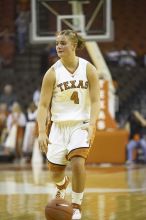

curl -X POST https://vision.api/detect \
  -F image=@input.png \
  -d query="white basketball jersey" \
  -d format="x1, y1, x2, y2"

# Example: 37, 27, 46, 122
51, 57, 90, 122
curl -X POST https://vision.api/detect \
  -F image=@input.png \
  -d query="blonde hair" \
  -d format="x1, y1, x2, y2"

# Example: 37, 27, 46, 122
56, 29, 85, 50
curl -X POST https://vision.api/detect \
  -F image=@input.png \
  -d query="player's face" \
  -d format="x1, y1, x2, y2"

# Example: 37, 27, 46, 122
56, 35, 75, 58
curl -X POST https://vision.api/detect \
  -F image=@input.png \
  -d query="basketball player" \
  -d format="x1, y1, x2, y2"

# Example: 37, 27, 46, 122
37, 29, 100, 220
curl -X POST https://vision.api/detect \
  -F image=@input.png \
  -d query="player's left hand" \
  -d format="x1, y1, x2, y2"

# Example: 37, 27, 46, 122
82, 124, 96, 146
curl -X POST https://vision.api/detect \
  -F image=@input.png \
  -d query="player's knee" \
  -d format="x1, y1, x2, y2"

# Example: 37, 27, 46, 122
48, 161, 66, 172
71, 157, 85, 172
67, 148, 89, 161
48, 162, 66, 182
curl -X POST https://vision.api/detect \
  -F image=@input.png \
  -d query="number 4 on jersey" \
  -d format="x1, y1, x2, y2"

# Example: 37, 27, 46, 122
70, 91, 79, 104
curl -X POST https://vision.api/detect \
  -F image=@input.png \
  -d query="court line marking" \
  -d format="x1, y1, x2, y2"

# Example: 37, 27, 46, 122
0, 182, 146, 195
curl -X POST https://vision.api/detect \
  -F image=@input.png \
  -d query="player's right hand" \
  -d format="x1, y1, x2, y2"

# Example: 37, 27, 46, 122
38, 133, 50, 154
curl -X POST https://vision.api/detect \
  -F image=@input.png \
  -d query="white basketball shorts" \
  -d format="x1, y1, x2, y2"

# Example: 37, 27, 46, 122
46, 121, 90, 165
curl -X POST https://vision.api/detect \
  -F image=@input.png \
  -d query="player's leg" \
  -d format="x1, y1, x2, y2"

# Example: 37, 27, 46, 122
46, 122, 69, 199
70, 154, 86, 220
70, 156, 86, 219
48, 162, 66, 183
48, 162, 69, 199
67, 122, 90, 219
71, 157, 86, 193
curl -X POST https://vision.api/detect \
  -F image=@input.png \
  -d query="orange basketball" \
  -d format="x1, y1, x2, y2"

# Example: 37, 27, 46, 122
45, 198, 73, 220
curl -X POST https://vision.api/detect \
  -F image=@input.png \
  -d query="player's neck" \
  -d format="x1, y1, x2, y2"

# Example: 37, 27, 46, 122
61, 56, 78, 68
61, 56, 79, 74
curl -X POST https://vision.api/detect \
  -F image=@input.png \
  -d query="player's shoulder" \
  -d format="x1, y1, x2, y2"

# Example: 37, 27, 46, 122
86, 61, 98, 74
45, 59, 60, 74
86, 61, 98, 81
43, 65, 56, 82
52, 59, 62, 69
79, 57, 89, 65
79, 57, 96, 70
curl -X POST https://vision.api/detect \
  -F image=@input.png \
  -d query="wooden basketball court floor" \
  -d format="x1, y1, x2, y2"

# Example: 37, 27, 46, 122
0, 163, 146, 220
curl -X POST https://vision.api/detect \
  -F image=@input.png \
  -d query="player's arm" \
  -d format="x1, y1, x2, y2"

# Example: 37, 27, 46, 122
37, 68, 55, 152
87, 63, 100, 145
87, 63, 100, 126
